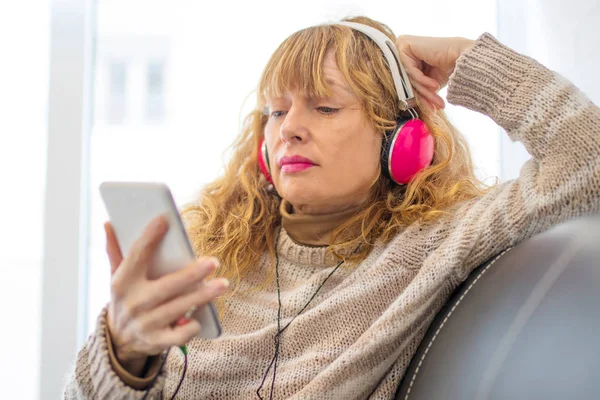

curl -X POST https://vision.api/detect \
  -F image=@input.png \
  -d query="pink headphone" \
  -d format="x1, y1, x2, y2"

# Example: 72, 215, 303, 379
258, 21, 434, 186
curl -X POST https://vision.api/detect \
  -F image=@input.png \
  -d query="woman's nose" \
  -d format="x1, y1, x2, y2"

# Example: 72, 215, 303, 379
280, 106, 309, 144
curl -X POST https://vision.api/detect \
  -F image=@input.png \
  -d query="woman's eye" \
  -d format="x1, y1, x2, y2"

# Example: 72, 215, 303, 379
317, 107, 339, 115
270, 110, 286, 118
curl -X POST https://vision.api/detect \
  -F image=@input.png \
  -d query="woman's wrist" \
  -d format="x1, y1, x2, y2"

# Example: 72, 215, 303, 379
115, 350, 149, 377
105, 317, 150, 377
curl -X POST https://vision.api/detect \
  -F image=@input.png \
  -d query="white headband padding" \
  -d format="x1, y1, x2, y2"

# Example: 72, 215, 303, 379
333, 21, 415, 110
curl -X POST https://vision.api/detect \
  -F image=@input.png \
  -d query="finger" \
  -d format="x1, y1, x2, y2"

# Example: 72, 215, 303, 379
156, 319, 202, 349
105, 222, 123, 275
396, 37, 443, 96
142, 257, 219, 311
140, 278, 229, 330
412, 80, 446, 110
405, 66, 440, 91
120, 215, 169, 281
396, 36, 427, 71
397, 35, 449, 68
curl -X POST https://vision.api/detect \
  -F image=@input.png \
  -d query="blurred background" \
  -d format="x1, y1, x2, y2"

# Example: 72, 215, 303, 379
0, 0, 598, 398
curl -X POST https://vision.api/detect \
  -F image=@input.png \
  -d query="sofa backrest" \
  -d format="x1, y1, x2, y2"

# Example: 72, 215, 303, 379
396, 215, 600, 400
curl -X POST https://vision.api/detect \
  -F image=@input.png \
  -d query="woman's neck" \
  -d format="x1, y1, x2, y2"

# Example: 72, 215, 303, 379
291, 202, 362, 215
280, 199, 362, 246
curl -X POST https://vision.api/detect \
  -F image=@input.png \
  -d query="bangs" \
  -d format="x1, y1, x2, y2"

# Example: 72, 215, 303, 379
256, 18, 402, 133
259, 26, 338, 102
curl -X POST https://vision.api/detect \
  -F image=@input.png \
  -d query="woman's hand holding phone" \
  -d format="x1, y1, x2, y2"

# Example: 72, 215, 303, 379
104, 215, 229, 377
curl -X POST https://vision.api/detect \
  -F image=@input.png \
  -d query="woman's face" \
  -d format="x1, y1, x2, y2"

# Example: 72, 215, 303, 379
264, 50, 382, 215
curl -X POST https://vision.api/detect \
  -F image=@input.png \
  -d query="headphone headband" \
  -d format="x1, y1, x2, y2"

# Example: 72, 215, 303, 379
332, 21, 416, 111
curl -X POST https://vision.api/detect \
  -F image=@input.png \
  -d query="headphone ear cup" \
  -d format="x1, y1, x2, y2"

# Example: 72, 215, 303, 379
258, 138, 274, 184
380, 127, 395, 183
381, 118, 434, 185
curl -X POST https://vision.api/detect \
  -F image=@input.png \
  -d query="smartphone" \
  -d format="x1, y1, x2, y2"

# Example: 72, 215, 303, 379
99, 181, 222, 339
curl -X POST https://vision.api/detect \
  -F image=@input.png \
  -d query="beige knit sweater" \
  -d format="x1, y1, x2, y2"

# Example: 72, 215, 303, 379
63, 33, 600, 399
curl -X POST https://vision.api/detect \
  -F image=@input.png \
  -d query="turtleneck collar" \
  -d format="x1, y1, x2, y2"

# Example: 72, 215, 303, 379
279, 199, 361, 246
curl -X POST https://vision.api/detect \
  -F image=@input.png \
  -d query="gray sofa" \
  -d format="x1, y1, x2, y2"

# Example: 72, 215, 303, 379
396, 215, 600, 400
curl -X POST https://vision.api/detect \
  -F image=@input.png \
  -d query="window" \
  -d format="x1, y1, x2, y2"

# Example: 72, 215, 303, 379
145, 61, 166, 122
108, 61, 127, 124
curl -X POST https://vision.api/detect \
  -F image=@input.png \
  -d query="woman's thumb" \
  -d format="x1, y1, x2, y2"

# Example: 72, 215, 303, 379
104, 222, 123, 275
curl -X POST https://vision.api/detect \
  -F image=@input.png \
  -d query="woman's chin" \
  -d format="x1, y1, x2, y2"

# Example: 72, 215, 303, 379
280, 192, 320, 206
276, 185, 321, 205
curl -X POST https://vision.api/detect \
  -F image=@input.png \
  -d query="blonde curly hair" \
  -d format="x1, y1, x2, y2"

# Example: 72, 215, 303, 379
181, 16, 495, 314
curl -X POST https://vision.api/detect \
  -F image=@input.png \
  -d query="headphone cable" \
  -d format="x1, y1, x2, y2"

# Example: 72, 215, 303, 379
141, 345, 188, 400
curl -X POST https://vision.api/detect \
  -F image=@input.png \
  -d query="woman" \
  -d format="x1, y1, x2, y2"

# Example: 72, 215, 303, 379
64, 16, 600, 399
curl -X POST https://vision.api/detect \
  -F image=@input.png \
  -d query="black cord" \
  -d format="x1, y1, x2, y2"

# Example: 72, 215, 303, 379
256, 226, 345, 399
256, 227, 283, 400
171, 351, 188, 399
141, 348, 170, 400
141, 346, 188, 400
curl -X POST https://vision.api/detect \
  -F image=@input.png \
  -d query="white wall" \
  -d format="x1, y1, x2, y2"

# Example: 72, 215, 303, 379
497, 0, 600, 180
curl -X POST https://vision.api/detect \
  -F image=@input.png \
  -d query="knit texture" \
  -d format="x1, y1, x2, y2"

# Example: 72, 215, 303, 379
62, 33, 600, 399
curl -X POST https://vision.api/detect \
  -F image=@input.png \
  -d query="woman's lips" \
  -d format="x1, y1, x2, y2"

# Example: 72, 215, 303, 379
280, 163, 315, 173
279, 155, 316, 173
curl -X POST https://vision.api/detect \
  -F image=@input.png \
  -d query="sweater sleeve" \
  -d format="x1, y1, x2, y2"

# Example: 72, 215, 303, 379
445, 33, 600, 280
62, 305, 167, 400
105, 324, 163, 390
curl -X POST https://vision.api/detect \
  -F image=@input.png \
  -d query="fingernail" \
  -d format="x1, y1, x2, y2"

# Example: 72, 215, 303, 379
208, 257, 220, 269
199, 257, 219, 271
184, 305, 198, 319
209, 278, 230, 290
